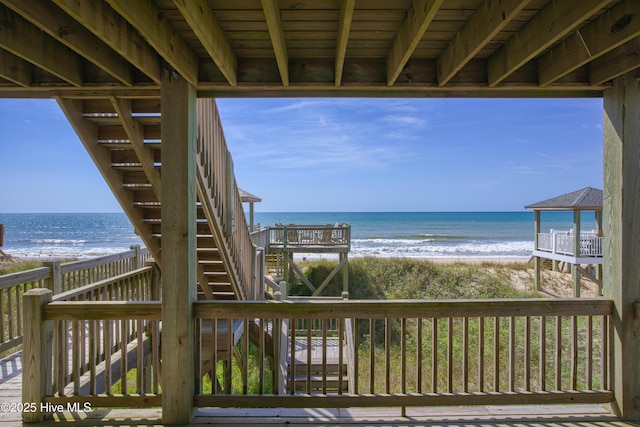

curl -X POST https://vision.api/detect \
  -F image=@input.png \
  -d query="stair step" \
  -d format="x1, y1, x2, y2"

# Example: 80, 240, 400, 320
288, 375, 348, 392
291, 363, 347, 375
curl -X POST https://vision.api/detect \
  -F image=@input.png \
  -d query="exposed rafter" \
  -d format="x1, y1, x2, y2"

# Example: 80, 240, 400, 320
53, 0, 161, 84
0, 48, 31, 86
261, 0, 289, 86
590, 37, 640, 86
487, 0, 610, 87
173, 0, 237, 86
0, 5, 82, 86
110, 96, 162, 200
56, 97, 161, 263
335, 0, 356, 86
105, 0, 198, 86
1, 0, 134, 86
437, 0, 528, 86
539, 0, 640, 86
386, 0, 444, 86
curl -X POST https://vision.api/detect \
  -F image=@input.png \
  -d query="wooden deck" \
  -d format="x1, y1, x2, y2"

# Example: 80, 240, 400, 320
0, 352, 636, 427
2, 352, 638, 426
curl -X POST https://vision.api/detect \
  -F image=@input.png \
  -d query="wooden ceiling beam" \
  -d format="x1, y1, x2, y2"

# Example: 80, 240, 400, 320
0, 6, 83, 86
590, 37, 640, 86
539, 0, 640, 86
335, 0, 356, 86
487, 0, 610, 87
1, 0, 134, 86
105, 0, 198, 87
173, 0, 237, 86
437, 0, 528, 86
261, 0, 289, 86
0, 48, 31, 86
386, 0, 444, 86
53, 0, 161, 85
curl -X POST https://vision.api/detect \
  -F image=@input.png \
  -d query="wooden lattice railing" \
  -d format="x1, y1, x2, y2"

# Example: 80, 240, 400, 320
195, 99, 256, 300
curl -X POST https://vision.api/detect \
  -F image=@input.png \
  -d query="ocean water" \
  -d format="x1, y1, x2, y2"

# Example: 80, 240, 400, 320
0, 212, 597, 260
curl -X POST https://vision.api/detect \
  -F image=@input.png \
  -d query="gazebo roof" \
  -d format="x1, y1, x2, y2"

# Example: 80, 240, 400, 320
525, 187, 603, 211
239, 188, 262, 203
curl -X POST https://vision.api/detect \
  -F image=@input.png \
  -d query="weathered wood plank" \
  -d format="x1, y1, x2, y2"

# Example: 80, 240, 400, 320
160, 67, 197, 424
487, 0, 610, 87
603, 71, 640, 420
0, 5, 82, 86
386, 0, 444, 86
196, 390, 614, 408
335, 0, 355, 86
0, 48, 31, 86
52, 0, 161, 84
22, 289, 53, 422
260, 0, 289, 86
194, 299, 613, 320
1, 0, 134, 86
590, 37, 640, 86
174, 0, 237, 86
43, 301, 161, 320
437, 0, 527, 86
538, 0, 640, 86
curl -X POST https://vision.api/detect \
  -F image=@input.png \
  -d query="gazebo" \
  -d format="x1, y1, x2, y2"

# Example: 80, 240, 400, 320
525, 187, 603, 297
238, 188, 261, 231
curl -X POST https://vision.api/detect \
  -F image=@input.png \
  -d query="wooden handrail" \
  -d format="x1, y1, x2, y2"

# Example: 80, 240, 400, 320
194, 298, 612, 319
195, 99, 256, 300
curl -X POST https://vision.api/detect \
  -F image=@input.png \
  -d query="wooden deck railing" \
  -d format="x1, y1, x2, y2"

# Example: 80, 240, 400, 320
22, 266, 161, 421
0, 246, 149, 355
267, 225, 351, 250
193, 298, 612, 408
537, 232, 603, 257
196, 99, 256, 300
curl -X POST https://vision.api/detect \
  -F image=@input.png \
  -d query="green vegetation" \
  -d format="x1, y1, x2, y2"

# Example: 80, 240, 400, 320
291, 257, 538, 299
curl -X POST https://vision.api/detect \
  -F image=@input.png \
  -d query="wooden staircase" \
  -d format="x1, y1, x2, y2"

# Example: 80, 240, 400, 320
56, 96, 253, 301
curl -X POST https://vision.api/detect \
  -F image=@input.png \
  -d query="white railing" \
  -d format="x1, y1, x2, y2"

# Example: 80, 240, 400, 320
536, 231, 603, 257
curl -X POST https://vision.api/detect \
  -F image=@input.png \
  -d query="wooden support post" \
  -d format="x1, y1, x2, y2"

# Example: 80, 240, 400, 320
22, 288, 53, 423
43, 260, 61, 295
572, 209, 581, 297
533, 210, 541, 291
160, 66, 197, 424
342, 252, 349, 299
603, 71, 640, 420
130, 244, 141, 269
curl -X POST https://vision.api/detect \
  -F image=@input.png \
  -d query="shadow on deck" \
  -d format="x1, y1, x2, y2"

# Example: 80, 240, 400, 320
2, 352, 638, 427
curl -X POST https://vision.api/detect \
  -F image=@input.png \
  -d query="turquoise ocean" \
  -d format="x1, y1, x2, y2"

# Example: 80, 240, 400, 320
0, 212, 598, 260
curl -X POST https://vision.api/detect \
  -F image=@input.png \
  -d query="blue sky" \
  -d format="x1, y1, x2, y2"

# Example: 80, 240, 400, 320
0, 97, 603, 213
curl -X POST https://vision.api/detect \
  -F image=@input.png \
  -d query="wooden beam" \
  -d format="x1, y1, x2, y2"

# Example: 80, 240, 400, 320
53, 0, 161, 84
55, 97, 161, 263
603, 71, 640, 420
437, 0, 528, 86
173, 0, 237, 86
386, 0, 444, 86
160, 66, 197, 424
106, 0, 198, 87
335, 0, 356, 86
1, 0, 134, 86
590, 37, 640, 86
487, 0, 610, 87
0, 48, 31, 86
539, 0, 640, 86
110, 97, 162, 199
261, 0, 289, 86
0, 6, 82, 86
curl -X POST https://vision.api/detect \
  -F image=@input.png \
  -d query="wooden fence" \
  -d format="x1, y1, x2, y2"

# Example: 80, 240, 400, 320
22, 265, 161, 421
193, 298, 612, 408
0, 246, 150, 355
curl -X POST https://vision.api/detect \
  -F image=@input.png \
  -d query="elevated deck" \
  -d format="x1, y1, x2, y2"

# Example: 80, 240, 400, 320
535, 230, 603, 264
265, 225, 351, 254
